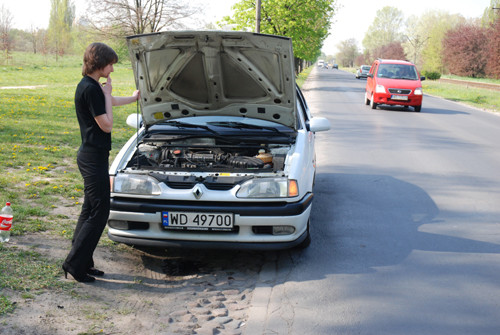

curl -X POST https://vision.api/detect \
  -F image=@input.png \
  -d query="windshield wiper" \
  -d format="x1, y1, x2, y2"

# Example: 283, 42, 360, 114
164, 120, 220, 136
208, 121, 285, 134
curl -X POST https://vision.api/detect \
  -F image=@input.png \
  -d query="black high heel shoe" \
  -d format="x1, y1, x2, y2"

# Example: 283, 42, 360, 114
62, 264, 96, 283
87, 267, 104, 276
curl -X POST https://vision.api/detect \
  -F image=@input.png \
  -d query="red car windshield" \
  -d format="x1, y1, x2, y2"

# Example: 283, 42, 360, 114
377, 64, 418, 80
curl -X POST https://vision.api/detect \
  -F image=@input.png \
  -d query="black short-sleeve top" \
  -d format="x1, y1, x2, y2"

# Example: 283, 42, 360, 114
74, 76, 111, 152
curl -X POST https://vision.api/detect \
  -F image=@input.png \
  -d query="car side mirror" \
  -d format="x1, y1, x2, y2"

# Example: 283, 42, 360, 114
309, 117, 331, 132
367, 73, 373, 78
420, 76, 426, 81
126, 113, 143, 129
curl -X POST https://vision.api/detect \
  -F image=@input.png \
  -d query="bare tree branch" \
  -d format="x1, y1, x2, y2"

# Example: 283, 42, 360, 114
84, 0, 197, 39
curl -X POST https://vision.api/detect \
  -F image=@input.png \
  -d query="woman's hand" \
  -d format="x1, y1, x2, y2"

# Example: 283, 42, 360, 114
133, 90, 140, 101
101, 76, 113, 96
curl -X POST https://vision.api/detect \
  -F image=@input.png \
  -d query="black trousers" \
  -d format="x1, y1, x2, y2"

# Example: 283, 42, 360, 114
63, 149, 110, 278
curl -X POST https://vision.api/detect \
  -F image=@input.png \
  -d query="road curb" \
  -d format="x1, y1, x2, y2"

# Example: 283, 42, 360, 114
245, 259, 278, 334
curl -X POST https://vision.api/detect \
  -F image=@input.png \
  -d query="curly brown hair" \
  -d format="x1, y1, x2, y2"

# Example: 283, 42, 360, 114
81, 43, 118, 76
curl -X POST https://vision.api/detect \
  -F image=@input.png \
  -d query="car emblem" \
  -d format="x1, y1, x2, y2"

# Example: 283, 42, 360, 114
193, 186, 203, 199
398, 90, 402, 94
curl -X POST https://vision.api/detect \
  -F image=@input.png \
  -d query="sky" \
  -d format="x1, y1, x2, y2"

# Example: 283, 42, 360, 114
0, 0, 493, 55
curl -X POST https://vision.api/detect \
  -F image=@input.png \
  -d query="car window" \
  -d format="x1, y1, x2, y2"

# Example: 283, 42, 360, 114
362, 66, 371, 71
377, 64, 418, 79
296, 87, 311, 120
296, 87, 310, 130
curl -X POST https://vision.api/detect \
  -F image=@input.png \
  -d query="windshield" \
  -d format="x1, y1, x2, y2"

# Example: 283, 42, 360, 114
377, 64, 418, 80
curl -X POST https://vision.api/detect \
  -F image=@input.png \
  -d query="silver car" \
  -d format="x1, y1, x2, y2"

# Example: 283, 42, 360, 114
356, 65, 371, 79
107, 31, 330, 250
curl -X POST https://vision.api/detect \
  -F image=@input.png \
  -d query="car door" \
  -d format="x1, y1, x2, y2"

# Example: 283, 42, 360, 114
296, 87, 316, 192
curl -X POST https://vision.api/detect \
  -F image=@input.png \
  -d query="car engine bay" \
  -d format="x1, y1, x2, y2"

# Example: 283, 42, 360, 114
125, 135, 291, 173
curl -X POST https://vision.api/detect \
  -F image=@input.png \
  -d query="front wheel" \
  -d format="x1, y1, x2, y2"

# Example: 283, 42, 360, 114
364, 92, 370, 105
414, 105, 421, 112
370, 95, 377, 109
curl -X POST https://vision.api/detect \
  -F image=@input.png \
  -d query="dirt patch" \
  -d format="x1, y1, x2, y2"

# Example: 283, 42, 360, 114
438, 78, 500, 91
0, 233, 270, 334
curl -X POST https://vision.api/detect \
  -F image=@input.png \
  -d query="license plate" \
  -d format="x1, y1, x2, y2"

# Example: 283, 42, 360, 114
391, 95, 408, 101
162, 211, 234, 231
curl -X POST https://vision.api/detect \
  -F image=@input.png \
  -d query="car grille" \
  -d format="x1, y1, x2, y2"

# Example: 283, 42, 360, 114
165, 181, 235, 191
388, 88, 411, 94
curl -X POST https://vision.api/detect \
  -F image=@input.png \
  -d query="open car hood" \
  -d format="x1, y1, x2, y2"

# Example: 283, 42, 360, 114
126, 31, 297, 129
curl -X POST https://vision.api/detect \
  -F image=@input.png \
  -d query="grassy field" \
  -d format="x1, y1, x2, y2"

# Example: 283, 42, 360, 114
422, 79, 500, 112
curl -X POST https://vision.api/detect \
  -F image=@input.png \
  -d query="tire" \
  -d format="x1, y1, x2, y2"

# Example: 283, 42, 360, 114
364, 92, 370, 105
414, 105, 421, 112
370, 95, 377, 109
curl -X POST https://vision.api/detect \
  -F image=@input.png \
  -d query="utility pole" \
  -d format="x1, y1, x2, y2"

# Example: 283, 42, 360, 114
255, 0, 261, 33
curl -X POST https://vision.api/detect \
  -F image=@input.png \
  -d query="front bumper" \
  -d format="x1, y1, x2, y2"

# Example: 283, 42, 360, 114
373, 93, 422, 106
107, 229, 309, 250
107, 193, 313, 250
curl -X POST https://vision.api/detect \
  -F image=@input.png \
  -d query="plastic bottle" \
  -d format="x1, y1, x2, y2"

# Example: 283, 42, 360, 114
0, 202, 13, 243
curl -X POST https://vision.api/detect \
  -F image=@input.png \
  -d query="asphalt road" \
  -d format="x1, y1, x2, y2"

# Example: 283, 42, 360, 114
246, 67, 500, 335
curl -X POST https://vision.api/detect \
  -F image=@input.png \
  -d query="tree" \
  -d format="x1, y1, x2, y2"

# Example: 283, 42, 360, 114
481, 0, 500, 27
355, 52, 371, 67
29, 25, 41, 54
0, 4, 13, 57
362, 6, 404, 54
418, 10, 464, 73
335, 38, 358, 67
85, 0, 197, 38
402, 15, 430, 66
48, 0, 75, 60
442, 23, 488, 77
220, 0, 337, 72
486, 18, 500, 78
371, 41, 405, 60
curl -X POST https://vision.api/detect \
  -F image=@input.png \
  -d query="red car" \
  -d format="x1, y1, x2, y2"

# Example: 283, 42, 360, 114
365, 59, 425, 112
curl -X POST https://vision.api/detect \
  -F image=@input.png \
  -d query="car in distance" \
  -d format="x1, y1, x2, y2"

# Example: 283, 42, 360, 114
356, 65, 371, 79
107, 31, 331, 250
365, 59, 425, 112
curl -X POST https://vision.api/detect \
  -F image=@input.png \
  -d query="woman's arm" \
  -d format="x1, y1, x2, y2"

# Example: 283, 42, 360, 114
112, 90, 140, 106
94, 76, 114, 133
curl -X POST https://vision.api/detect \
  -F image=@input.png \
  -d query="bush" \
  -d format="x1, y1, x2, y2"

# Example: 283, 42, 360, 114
423, 71, 441, 80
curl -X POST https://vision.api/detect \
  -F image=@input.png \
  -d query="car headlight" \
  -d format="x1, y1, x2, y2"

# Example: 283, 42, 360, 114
112, 174, 161, 195
236, 178, 298, 198
414, 87, 423, 95
375, 84, 386, 93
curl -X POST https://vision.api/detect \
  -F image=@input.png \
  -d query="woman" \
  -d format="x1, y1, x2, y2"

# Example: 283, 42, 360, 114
63, 43, 139, 282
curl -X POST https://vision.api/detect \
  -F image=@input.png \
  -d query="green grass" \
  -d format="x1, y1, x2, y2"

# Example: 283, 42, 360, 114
296, 66, 314, 87
0, 244, 73, 314
423, 80, 500, 112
